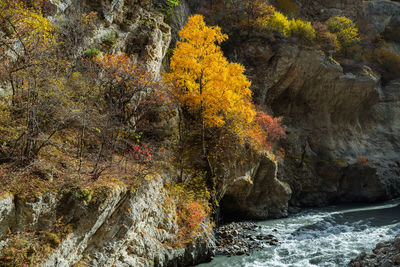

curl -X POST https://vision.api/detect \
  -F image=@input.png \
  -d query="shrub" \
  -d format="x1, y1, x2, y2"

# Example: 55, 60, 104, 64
326, 15, 361, 56
166, 173, 211, 244
250, 111, 286, 151
259, 11, 290, 36
258, 11, 316, 44
153, 0, 180, 17
102, 31, 118, 48
289, 19, 316, 44
83, 48, 101, 58
313, 22, 339, 53
356, 156, 368, 165
368, 48, 400, 81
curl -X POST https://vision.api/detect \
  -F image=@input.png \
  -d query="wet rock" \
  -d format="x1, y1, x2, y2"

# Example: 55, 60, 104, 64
215, 222, 279, 256
350, 235, 400, 267
395, 253, 400, 264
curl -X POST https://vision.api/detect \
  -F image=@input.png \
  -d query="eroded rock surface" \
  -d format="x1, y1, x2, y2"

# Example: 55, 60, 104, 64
222, 32, 400, 208
0, 179, 214, 267
221, 157, 292, 220
261, 44, 400, 207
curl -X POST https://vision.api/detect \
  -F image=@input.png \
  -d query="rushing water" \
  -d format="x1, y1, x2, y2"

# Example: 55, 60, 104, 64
199, 199, 400, 267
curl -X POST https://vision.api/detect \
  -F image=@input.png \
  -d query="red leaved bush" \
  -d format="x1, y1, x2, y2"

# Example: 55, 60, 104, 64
249, 111, 286, 152
126, 144, 152, 162
184, 201, 207, 230
255, 111, 286, 141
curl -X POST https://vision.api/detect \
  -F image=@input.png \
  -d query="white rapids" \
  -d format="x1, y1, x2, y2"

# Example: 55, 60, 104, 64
199, 199, 400, 267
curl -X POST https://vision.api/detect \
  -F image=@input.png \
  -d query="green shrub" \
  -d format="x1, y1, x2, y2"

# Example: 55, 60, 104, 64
83, 48, 100, 58
260, 11, 290, 36
102, 31, 118, 48
289, 19, 316, 44
326, 15, 361, 56
153, 0, 180, 17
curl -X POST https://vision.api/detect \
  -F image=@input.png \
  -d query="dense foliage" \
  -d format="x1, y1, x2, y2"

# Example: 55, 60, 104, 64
326, 15, 361, 56
164, 15, 285, 192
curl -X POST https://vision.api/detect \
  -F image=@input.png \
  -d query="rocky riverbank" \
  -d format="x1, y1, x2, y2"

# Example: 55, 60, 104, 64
215, 222, 279, 256
350, 235, 400, 267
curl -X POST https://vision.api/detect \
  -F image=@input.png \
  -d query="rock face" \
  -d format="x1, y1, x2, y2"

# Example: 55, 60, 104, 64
0, 2, 213, 265
350, 234, 400, 266
51, 0, 171, 75
358, 0, 400, 39
204, 0, 400, 218
220, 156, 292, 220
297, 0, 364, 19
221, 29, 400, 208
0, 179, 215, 267
259, 44, 400, 207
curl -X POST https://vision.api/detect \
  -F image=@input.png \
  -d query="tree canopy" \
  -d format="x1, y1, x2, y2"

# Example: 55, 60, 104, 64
164, 14, 256, 142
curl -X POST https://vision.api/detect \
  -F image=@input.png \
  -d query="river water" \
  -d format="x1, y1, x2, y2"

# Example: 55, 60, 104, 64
199, 199, 400, 267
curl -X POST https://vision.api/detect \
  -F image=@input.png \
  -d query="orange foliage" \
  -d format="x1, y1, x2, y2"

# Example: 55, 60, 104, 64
92, 53, 155, 112
256, 111, 286, 141
356, 157, 368, 165
164, 14, 255, 143
249, 111, 286, 151
182, 201, 208, 231
165, 15, 286, 156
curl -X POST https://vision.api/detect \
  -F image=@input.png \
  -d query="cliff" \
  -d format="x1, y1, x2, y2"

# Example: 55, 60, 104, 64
1, 0, 400, 265
0, 178, 214, 266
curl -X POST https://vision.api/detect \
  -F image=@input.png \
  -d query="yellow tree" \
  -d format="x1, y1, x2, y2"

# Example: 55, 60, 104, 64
0, 0, 67, 162
164, 14, 257, 178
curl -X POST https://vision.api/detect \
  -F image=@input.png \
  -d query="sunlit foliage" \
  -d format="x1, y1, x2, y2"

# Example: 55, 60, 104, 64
164, 14, 256, 142
289, 19, 316, 44
326, 15, 361, 56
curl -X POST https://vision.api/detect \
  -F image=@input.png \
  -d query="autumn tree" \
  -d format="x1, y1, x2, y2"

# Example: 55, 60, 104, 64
165, 15, 260, 183
81, 53, 161, 179
0, 0, 70, 163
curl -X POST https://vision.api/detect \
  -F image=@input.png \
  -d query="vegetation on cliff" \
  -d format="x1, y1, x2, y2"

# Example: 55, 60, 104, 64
0, 0, 399, 265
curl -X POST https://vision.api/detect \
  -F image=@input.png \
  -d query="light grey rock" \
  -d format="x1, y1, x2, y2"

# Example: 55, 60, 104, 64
0, 194, 14, 236
0, 178, 215, 267
359, 0, 400, 37
221, 156, 292, 220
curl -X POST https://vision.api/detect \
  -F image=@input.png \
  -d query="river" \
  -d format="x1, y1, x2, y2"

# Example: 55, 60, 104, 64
199, 199, 400, 267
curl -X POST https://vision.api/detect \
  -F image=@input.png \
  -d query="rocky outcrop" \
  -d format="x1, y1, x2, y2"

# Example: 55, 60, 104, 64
261, 44, 400, 207
50, 0, 171, 75
220, 156, 292, 220
350, 234, 400, 266
223, 30, 400, 208
297, 0, 364, 20
351, 0, 400, 44
0, 194, 14, 236
0, 179, 215, 267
